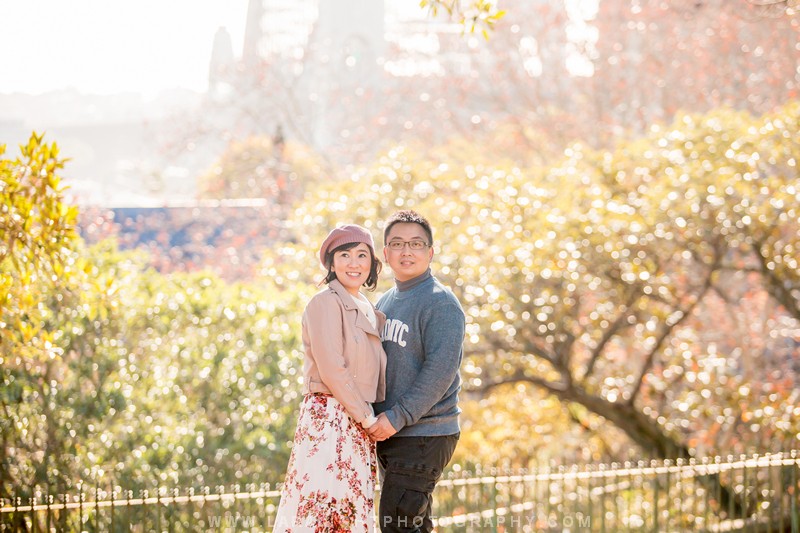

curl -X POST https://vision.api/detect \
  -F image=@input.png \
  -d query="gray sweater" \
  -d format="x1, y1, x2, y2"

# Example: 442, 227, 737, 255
374, 269, 465, 437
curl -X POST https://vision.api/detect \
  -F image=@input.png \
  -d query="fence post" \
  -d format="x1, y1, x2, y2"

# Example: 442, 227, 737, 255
125, 489, 133, 531
171, 486, 179, 533
612, 462, 621, 532
156, 484, 162, 532
701, 457, 710, 531
29, 488, 36, 533
714, 456, 724, 529
142, 488, 150, 532
190, 487, 198, 529
201, 486, 209, 529
233, 483, 239, 530
635, 460, 646, 532
217, 485, 225, 531
744, 454, 753, 531
688, 457, 698, 531
651, 459, 659, 533
46, 487, 52, 532
666, 459, 674, 531
598, 464, 606, 533
624, 461, 632, 533
78, 481, 84, 532
13, 494, 20, 533
245, 483, 254, 530
791, 451, 798, 533
772, 453, 783, 533
532, 463, 540, 530
259, 483, 269, 526
558, 463, 565, 527
726, 455, 735, 521
545, 463, 554, 528
109, 486, 115, 532
95, 479, 100, 532
677, 458, 686, 530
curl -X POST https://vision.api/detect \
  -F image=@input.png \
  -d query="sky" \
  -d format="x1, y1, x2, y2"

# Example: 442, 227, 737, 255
1, 1, 429, 97
1, 0, 250, 96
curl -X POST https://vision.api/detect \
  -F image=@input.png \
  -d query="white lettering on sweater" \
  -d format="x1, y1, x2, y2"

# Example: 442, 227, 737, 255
382, 319, 408, 347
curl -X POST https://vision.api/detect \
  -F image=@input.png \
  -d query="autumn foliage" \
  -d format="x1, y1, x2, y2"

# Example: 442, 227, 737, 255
2, 106, 798, 496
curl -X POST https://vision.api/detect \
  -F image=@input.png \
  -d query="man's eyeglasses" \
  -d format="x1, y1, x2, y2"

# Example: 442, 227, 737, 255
387, 240, 431, 251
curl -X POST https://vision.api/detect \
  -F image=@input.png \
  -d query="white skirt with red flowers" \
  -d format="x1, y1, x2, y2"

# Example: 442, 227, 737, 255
273, 394, 376, 532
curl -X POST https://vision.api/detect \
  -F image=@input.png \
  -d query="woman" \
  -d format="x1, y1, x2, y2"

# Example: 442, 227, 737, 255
273, 224, 386, 532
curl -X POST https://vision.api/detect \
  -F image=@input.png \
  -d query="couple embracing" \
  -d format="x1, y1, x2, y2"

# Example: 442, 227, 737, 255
273, 210, 465, 532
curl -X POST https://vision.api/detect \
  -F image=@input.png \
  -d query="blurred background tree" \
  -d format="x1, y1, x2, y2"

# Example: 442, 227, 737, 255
3, 99, 798, 496
1, 135, 312, 494
2, 0, 799, 496
167, 0, 797, 169
283, 100, 800, 465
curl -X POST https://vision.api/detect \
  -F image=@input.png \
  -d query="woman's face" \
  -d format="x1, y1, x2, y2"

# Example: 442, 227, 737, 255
331, 243, 373, 296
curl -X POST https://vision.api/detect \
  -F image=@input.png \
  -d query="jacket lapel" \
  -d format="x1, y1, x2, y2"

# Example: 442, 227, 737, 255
329, 279, 383, 338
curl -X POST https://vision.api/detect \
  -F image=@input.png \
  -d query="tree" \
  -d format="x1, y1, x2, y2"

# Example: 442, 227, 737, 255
0, 133, 80, 498
356, 0, 799, 170
587, 0, 799, 140
1, 133, 316, 502
456, 102, 799, 458
286, 102, 800, 464
72, 253, 311, 489
196, 135, 326, 204
421, 0, 506, 36
0, 133, 79, 351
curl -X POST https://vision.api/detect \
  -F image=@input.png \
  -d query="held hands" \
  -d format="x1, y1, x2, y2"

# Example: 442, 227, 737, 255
367, 413, 397, 442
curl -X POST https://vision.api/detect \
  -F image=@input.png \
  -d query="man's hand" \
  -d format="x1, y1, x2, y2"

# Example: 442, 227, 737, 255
367, 413, 397, 442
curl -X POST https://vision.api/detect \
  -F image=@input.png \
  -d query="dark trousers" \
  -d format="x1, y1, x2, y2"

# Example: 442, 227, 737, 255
376, 433, 459, 533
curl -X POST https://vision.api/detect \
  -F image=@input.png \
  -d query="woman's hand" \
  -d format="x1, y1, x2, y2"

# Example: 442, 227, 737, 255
367, 414, 397, 442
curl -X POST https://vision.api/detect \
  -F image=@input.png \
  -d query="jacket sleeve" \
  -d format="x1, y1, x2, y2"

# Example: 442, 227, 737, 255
302, 294, 375, 425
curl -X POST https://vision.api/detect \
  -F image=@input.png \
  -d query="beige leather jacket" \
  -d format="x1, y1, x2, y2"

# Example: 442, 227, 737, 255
301, 279, 387, 425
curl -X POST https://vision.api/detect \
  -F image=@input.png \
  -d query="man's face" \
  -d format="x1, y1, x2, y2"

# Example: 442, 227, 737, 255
383, 222, 433, 282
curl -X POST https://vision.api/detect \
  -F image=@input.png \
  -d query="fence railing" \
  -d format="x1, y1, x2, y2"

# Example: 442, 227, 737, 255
2, 451, 799, 532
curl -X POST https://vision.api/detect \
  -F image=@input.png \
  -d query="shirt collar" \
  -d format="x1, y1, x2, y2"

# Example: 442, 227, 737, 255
396, 268, 432, 292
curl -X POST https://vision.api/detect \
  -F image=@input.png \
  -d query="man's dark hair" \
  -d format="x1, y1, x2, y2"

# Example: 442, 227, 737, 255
383, 210, 433, 245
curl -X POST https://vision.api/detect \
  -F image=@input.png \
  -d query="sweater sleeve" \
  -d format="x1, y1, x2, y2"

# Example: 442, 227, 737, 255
384, 300, 465, 431
303, 295, 375, 425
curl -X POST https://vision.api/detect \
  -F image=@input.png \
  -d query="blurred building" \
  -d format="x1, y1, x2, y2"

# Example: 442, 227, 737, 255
219, 0, 387, 149
0, 1, 497, 206
0, 90, 205, 206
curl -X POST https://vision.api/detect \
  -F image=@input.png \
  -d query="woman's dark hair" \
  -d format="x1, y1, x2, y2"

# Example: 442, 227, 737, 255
322, 242, 382, 291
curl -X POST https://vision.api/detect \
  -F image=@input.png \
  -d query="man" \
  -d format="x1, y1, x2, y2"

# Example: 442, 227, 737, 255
368, 210, 465, 532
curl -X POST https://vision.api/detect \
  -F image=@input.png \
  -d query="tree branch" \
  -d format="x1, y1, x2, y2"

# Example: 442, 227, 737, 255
749, 236, 800, 321
566, 403, 617, 460
582, 291, 641, 380
470, 369, 570, 395
628, 245, 722, 405
515, 329, 558, 367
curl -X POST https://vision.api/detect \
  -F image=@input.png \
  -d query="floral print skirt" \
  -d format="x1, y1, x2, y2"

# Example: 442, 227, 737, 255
273, 394, 376, 532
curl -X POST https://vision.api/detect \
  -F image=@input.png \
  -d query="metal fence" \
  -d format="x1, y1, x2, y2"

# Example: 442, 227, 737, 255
2, 451, 799, 532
